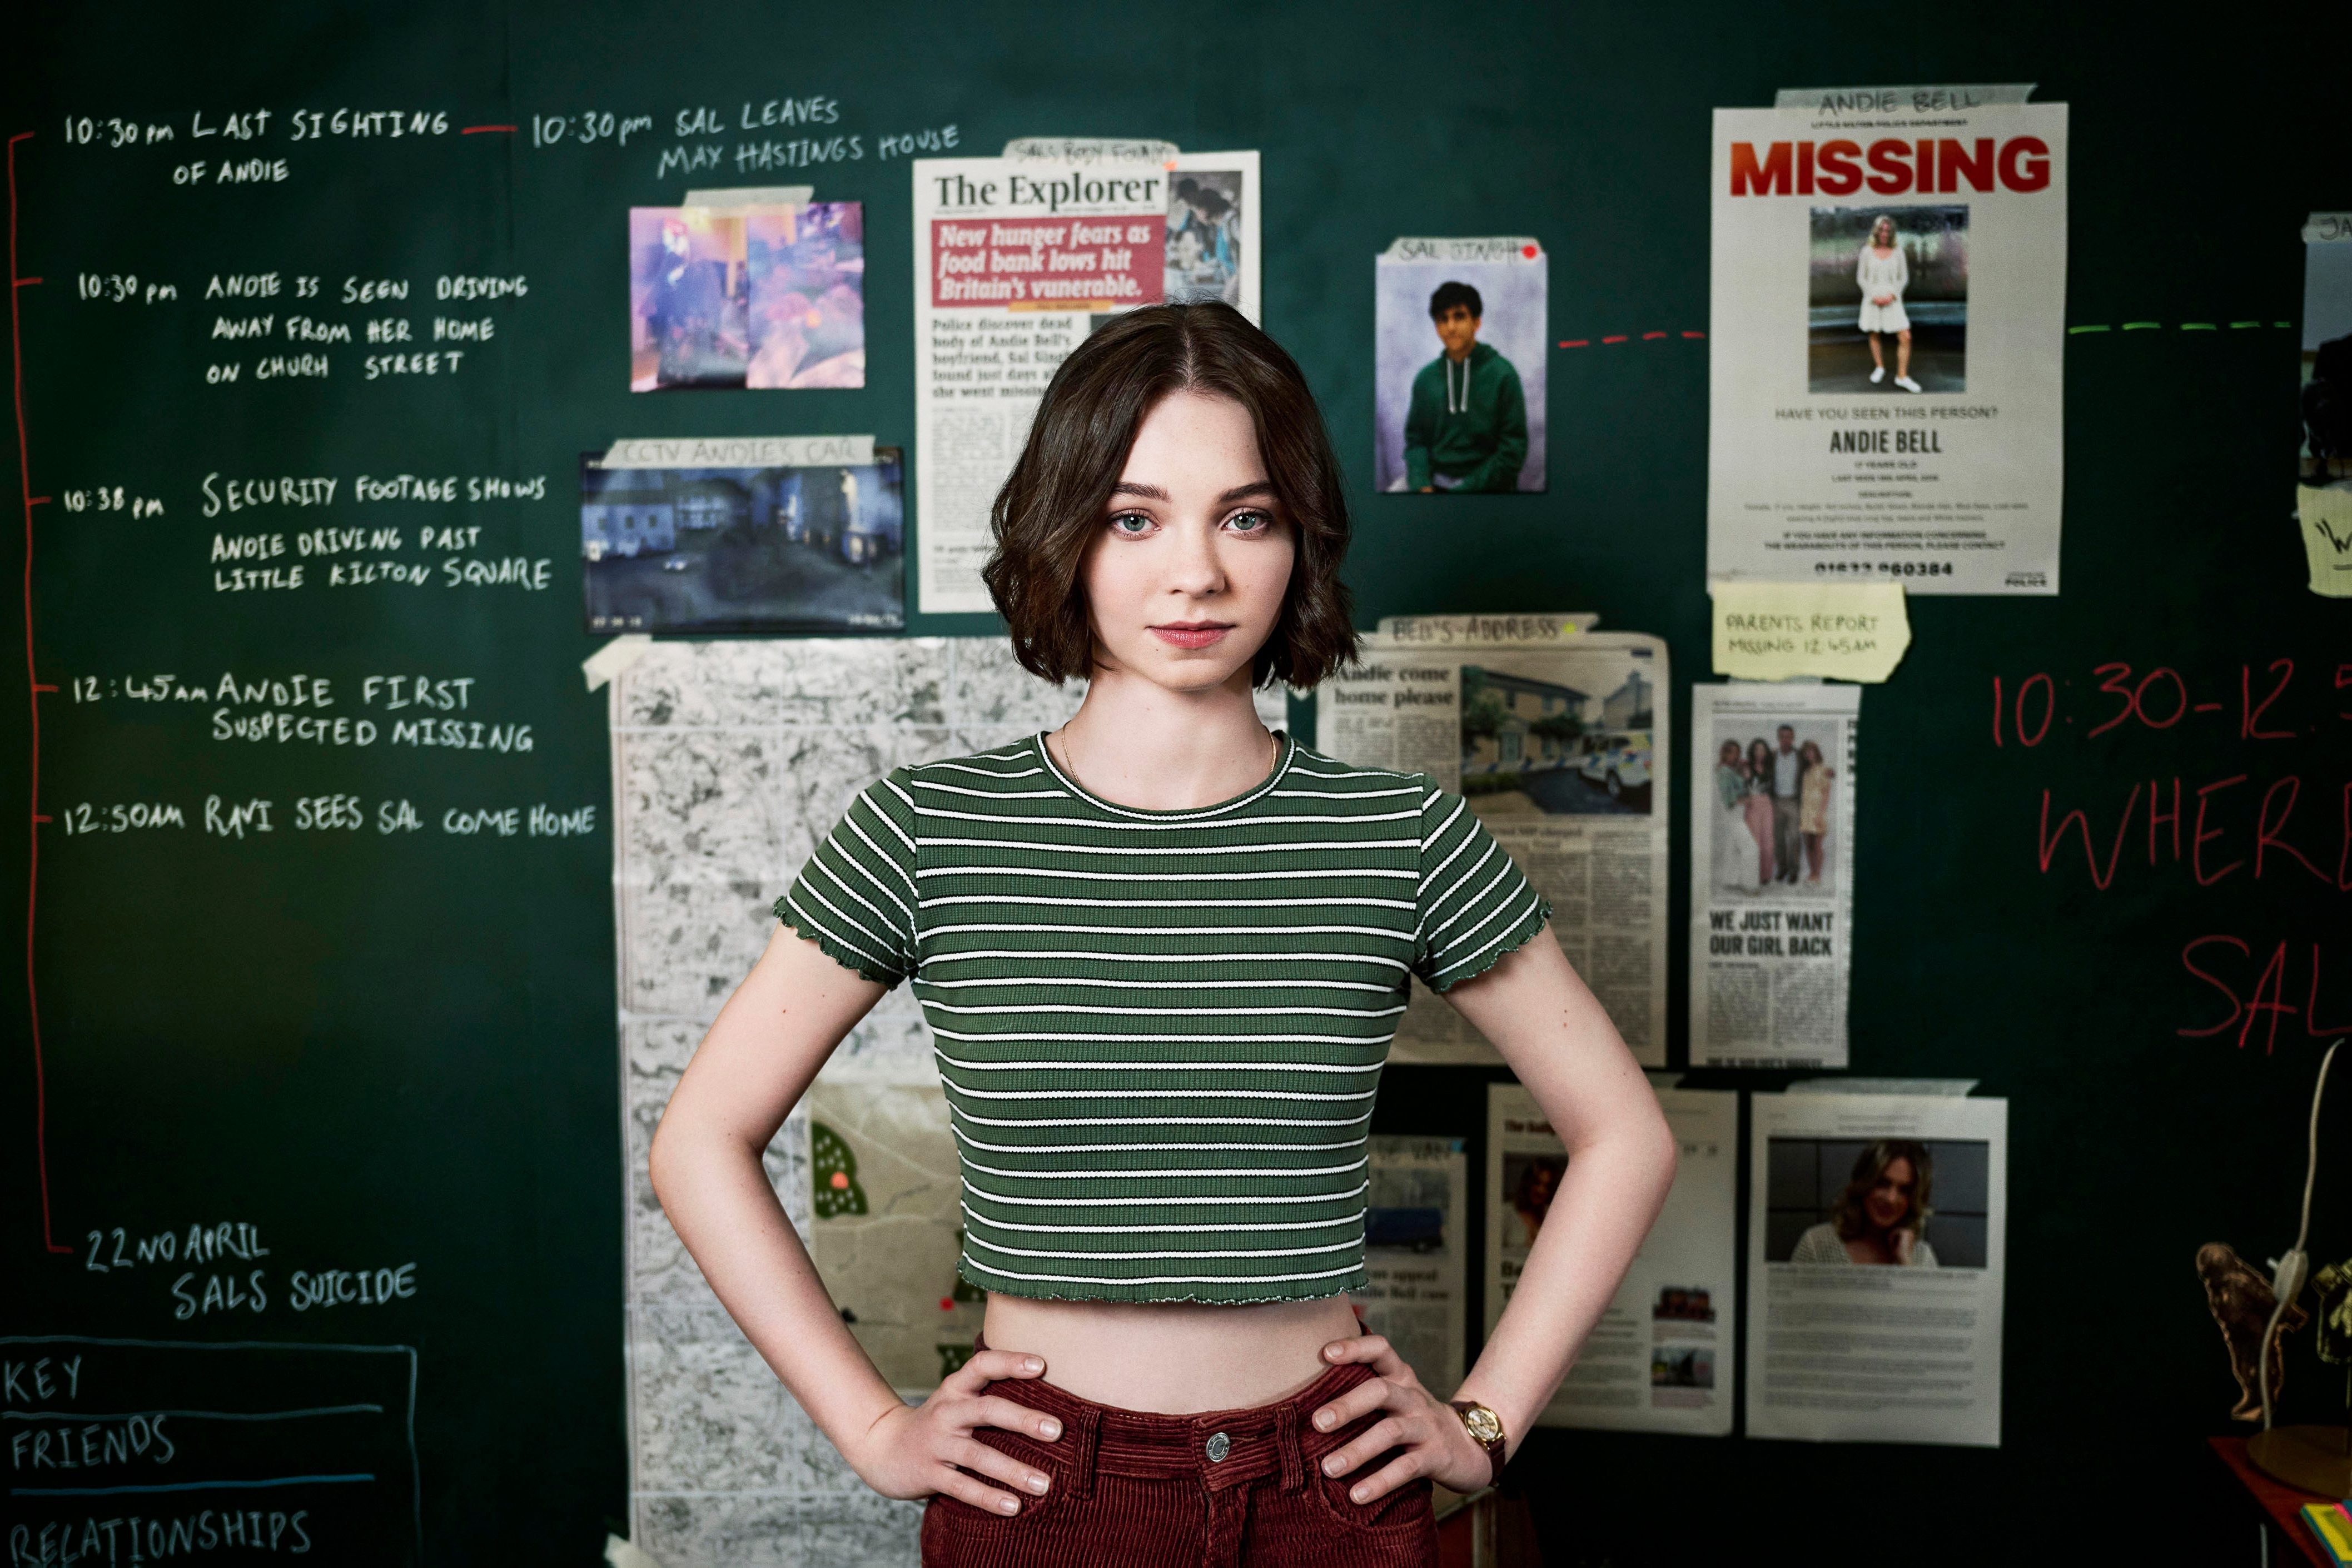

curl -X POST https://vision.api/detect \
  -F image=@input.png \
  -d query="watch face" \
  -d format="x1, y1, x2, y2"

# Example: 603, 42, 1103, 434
1462, 1405, 1503, 1444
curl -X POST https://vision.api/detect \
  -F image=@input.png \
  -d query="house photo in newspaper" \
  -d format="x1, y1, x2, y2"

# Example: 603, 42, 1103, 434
1317, 633, 1669, 1066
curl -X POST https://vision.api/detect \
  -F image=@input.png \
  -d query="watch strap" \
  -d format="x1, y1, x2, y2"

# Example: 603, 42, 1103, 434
1448, 1400, 1507, 1489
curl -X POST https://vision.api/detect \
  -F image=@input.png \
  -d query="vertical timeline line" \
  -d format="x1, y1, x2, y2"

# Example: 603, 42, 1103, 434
8, 128, 66, 1253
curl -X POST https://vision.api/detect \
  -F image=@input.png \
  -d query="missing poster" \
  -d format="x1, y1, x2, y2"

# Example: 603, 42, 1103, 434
1708, 91, 2068, 593
912, 144, 1261, 611
1374, 239, 1547, 494
1356, 1136, 1469, 1397
1317, 633, 1669, 1066
1688, 683, 1860, 1067
1746, 1089, 2007, 1446
1486, 1081, 1737, 1435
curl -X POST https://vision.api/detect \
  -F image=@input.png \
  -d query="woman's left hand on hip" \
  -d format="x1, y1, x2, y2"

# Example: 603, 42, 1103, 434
1308, 1333, 1496, 1499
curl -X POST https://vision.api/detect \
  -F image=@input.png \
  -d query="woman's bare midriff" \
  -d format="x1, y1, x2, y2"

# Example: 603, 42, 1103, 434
982, 1292, 1364, 1413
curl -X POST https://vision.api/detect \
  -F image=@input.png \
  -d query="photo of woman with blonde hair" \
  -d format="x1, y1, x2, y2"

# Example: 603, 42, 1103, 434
1856, 215, 1920, 392
1791, 1139, 1939, 1267
1797, 738, 1834, 884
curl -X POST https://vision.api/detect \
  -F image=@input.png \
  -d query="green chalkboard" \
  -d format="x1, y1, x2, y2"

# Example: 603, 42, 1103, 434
6, 2, 2349, 1563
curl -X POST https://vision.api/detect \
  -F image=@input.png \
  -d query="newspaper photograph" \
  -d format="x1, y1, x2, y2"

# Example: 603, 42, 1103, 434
912, 145, 1261, 611
1747, 1089, 2007, 1446
1486, 1080, 1736, 1435
1708, 92, 2068, 594
1688, 682, 1860, 1067
1355, 1135, 1468, 1397
1316, 632, 1668, 1066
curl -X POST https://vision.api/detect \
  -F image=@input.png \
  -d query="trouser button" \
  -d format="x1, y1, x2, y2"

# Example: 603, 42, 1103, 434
1205, 1431, 1231, 1462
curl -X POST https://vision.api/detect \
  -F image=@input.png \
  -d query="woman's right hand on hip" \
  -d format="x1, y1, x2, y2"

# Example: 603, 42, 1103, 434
848, 1348, 1064, 1514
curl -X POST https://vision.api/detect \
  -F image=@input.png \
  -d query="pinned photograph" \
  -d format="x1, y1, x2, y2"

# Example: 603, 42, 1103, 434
581, 443, 904, 634
1374, 238, 1547, 492
630, 202, 866, 391
1165, 170, 1244, 306
1707, 715, 1841, 898
2300, 213, 2352, 484
1808, 205, 1967, 393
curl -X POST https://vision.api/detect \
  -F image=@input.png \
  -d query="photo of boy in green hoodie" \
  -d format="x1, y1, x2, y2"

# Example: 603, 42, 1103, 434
1405, 281, 1530, 492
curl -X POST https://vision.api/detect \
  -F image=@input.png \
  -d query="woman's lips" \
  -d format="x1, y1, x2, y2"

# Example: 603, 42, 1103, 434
1150, 623, 1232, 649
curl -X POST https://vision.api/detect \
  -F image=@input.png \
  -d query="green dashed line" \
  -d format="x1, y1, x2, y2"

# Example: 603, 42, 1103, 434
2068, 324, 2111, 334
2121, 321, 2162, 330
2181, 321, 2216, 330
2276, 321, 2293, 328
2230, 321, 2261, 329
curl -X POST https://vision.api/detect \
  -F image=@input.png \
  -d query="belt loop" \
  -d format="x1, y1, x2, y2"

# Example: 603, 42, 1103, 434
1276, 1403, 1306, 1493
1066, 1405, 1100, 1499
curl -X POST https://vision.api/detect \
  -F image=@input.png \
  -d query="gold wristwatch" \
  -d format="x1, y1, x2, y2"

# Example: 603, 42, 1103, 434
1448, 1400, 1507, 1487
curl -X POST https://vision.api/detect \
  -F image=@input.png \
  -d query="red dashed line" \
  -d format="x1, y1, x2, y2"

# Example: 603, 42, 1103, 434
31, 683, 53, 693
461, 125, 519, 135
14, 278, 38, 288
1558, 330, 1707, 349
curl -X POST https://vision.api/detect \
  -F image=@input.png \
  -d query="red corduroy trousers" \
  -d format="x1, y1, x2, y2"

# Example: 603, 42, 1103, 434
919, 1347, 1438, 1567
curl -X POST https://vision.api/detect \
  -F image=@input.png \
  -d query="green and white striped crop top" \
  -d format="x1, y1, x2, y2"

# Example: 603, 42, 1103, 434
775, 730, 1552, 1304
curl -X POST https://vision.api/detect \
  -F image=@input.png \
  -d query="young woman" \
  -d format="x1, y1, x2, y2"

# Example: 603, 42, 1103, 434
649, 302, 1676, 1567
1790, 1139, 1940, 1268
1856, 215, 1921, 392
1742, 737, 1778, 887
1797, 738, 1834, 884
1712, 739, 1758, 894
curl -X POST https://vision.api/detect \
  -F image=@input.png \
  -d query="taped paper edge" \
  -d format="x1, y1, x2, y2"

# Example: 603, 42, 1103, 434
584, 635, 654, 693
683, 186, 816, 208
1771, 82, 2036, 110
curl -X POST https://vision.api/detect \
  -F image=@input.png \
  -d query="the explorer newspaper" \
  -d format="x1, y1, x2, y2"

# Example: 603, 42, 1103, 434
912, 142, 1261, 611
1708, 90, 2068, 594
1688, 681, 1861, 1067
1316, 631, 1668, 1067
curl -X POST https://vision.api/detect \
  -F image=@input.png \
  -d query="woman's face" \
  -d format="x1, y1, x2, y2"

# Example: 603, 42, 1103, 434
1719, 741, 1740, 766
1865, 1158, 1916, 1231
1801, 741, 1823, 767
1078, 389, 1295, 696
1871, 219, 1895, 247
1748, 741, 1771, 771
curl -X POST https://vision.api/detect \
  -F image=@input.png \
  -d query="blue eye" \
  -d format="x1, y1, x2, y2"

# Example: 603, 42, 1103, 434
1226, 509, 1275, 534
1107, 511, 1155, 536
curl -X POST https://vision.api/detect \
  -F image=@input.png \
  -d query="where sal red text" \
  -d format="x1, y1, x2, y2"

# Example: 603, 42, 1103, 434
1993, 660, 2352, 1055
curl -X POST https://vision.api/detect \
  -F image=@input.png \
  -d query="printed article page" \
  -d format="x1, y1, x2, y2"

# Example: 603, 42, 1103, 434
912, 145, 1260, 611
1486, 1081, 1737, 1435
1317, 633, 1669, 1066
1708, 93, 2069, 594
1356, 1136, 1469, 1396
1746, 1090, 2007, 1446
1688, 682, 1861, 1067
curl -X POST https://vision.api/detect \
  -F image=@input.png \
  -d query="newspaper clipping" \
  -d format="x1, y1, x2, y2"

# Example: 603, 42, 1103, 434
1688, 682, 1861, 1067
1316, 632, 1669, 1066
1486, 1081, 1737, 1435
912, 144, 1261, 611
1356, 1136, 1468, 1396
1747, 1089, 2007, 1446
1708, 89, 2069, 594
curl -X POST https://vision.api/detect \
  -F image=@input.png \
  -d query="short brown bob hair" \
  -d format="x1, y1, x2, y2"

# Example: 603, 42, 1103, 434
981, 302, 1357, 688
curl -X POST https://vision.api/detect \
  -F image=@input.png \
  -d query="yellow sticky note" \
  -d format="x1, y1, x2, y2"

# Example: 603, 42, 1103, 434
2296, 485, 2352, 598
1710, 580, 1911, 683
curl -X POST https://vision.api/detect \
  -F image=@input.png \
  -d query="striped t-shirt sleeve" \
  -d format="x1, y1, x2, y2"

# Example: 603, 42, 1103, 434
1411, 781, 1554, 990
774, 770, 920, 987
